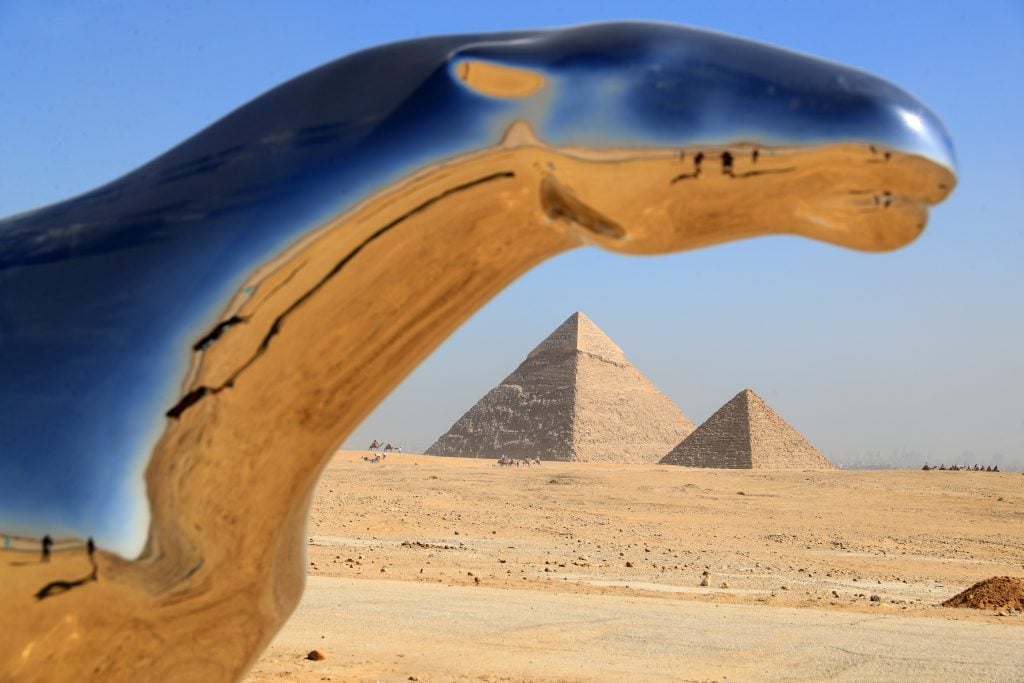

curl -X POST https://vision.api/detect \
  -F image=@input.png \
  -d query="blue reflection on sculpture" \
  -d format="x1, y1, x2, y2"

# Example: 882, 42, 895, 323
0, 22, 954, 559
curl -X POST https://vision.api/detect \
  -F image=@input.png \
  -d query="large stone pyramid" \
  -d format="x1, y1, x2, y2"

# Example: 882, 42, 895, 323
660, 389, 835, 469
426, 312, 694, 462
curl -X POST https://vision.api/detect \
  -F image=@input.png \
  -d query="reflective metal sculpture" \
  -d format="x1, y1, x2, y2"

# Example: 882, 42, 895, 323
0, 22, 955, 680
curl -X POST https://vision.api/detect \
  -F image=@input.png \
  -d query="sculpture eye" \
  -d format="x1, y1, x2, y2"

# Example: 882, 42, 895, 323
453, 59, 546, 98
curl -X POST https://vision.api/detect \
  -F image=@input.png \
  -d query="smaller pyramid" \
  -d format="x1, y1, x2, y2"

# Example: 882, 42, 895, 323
660, 389, 835, 470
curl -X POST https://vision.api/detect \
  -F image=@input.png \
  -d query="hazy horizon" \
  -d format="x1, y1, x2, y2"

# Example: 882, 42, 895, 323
1, 2, 1020, 469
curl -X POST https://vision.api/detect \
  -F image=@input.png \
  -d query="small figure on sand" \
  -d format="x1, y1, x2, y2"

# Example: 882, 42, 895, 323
496, 455, 541, 467
87, 537, 98, 580
41, 534, 53, 562
721, 150, 734, 176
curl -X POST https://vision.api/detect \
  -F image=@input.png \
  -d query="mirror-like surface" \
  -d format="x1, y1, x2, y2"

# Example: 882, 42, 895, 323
0, 21, 954, 681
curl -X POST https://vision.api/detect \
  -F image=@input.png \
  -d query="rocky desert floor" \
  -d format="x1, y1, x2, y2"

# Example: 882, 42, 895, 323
248, 452, 1024, 682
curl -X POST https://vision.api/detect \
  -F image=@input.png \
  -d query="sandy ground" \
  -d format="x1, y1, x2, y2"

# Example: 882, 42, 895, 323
248, 452, 1024, 681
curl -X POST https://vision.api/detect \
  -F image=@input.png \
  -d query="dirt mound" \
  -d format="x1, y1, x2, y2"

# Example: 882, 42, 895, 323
941, 576, 1024, 610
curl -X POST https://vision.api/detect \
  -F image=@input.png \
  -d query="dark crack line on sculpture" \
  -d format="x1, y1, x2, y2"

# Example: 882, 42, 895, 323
670, 166, 795, 184
248, 260, 308, 316
189, 260, 307, 360
166, 170, 516, 420
35, 561, 99, 601
192, 315, 247, 352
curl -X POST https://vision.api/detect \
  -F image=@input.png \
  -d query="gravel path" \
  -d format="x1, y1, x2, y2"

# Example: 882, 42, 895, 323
249, 576, 1024, 681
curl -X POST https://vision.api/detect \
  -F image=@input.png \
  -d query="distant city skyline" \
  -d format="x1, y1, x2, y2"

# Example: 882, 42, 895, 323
1, 1, 1020, 469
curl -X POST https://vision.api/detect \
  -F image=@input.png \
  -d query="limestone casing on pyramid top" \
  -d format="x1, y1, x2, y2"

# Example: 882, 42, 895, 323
524, 311, 626, 366
427, 312, 693, 462
659, 388, 835, 469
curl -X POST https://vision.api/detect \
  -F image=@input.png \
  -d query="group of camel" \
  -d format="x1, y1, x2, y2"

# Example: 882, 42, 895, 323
922, 463, 1000, 472
368, 440, 401, 453
362, 439, 402, 463
496, 455, 542, 467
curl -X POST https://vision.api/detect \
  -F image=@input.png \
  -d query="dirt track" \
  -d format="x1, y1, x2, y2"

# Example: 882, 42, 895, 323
248, 452, 1024, 681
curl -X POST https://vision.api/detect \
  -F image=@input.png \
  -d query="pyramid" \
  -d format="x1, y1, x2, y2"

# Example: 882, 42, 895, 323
660, 389, 835, 469
426, 312, 694, 463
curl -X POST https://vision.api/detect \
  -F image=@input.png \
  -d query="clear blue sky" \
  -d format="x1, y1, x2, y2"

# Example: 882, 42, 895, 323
1, 1, 1021, 468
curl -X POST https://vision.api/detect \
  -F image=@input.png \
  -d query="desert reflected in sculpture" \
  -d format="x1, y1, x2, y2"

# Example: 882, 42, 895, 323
0, 22, 955, 680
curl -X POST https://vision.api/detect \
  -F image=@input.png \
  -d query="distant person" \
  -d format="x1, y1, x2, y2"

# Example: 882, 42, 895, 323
87, 537, 98, 580
751, 149, 760, 164
721, 150, 734, 176
41, 534, 53, 562
693, 151, 704, 177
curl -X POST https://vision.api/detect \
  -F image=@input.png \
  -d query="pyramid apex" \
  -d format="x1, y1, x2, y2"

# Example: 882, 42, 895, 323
525, 312, 623, 362
717, 388, 755, 410
572, 312, 627, 364
562, 310, 591, 329
732, 388, 762, 409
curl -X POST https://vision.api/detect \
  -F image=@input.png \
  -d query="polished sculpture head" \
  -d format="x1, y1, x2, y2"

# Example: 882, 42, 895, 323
0, 22, 954, 681
447, 23, 954, 253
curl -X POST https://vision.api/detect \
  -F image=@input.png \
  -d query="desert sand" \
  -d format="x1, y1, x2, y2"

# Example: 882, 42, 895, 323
248, 452, 1023, 681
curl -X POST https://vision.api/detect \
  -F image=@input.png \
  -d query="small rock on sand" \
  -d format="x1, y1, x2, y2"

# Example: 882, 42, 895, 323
306, 650, 326, 661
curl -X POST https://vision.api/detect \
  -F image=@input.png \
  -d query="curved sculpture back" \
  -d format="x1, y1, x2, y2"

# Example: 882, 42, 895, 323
0, 22, 954, 680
